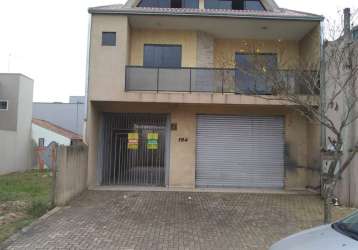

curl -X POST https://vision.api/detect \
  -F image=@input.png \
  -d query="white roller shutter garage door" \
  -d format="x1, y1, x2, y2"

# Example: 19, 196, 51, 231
196, 115, 284, 188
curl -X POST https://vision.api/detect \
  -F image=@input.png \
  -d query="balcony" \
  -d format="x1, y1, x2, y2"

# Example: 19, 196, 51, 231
125, 66, 318, 95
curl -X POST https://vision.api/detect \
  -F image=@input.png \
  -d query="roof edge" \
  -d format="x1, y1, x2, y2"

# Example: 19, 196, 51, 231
32, 118, 82, 140
88, 8, 323, 21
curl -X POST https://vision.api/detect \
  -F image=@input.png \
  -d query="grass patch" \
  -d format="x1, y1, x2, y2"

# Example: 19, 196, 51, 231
0, 218, 33, 243
0, 170, 52, 202
0, 170, 52, 243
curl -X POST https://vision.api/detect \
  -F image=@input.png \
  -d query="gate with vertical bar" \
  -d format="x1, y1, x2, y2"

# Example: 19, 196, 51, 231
101, 113, 168, 186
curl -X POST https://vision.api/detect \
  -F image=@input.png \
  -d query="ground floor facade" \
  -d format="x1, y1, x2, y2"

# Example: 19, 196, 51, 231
86, 101, 321, 190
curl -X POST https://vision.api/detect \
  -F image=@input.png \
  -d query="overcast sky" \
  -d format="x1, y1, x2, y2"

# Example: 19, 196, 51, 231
0, 0, 357, 102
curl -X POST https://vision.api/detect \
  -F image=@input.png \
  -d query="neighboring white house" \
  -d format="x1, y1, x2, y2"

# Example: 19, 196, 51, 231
33, 96, 85, 135
0, 73, 34, 175
32, 118, 82, 147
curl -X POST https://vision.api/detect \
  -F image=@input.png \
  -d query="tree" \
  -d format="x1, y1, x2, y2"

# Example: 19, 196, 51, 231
232, 10, 358, 223
320, 35, 358, 223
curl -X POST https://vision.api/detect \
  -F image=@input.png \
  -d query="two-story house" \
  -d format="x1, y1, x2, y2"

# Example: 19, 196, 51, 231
0, 73, 33, 175
85, 0, 323, 190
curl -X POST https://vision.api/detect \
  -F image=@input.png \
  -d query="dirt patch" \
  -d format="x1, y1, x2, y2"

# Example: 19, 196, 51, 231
0, 170, 52, 243
0, 201, 30, 227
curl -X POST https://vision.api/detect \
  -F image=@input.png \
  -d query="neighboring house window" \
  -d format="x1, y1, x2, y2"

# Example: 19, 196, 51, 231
235, 53, 277, 94
138, 0, 199, 8
38, 138, 45, 148
102, 32, 116, 46
0, 100, 8, 110
205, 0, 265, 10
244, 0, 265, 10
353, 28, 358, 40
143, 44, 182, 68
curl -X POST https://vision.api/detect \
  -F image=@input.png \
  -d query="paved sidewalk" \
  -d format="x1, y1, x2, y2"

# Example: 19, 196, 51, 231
2, 191, 354, 250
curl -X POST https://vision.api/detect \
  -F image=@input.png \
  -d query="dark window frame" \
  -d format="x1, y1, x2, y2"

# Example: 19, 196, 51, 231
235, 52, 278, 94
244, 0, 265, 10
205, 0, 266, 10
143, 44, 182, 68
102, 32, 117, 46
137, 0, 199, 8
0, 100, 8, 110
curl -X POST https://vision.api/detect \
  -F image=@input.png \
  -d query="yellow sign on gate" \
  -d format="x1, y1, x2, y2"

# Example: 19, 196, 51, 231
147, 133, 159, 150
128, 133, 139, 150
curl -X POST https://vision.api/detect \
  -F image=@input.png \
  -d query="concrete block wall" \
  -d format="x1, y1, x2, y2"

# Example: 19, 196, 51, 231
54, 144, 88, 206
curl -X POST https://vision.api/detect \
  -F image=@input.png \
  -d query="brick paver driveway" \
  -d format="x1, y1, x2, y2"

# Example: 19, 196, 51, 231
2, 191, 354, 250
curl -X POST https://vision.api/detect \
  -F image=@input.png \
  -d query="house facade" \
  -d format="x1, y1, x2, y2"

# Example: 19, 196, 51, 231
0, 73, 33, 175
85, 0, 323, 189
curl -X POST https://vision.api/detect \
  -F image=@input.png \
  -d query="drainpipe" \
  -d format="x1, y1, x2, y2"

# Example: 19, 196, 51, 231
320, 20, 326, 149
343, 8, 354, 206
320, 19, 327, 196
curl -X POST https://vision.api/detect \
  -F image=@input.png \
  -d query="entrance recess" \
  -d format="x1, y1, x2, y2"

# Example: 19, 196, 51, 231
101, 113, 168, 186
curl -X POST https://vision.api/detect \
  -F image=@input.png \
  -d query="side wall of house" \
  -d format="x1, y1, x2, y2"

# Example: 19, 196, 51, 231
332, 41, 358, 206
0, 74, 33, 175
89, 15, 130, 101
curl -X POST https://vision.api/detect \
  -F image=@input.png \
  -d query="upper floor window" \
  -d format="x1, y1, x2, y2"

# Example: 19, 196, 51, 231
138, 0, 199, 8
143, 44, 182, 68
235, 53, 277, 94
0, 100, 8, 110
102, 32, 116, 46
205, 0, 265, 10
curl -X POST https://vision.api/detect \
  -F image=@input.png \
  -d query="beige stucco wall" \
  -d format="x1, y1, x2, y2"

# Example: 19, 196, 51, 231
299, 25, 321, 69
86, 102, 101, 186
87, 101, 318, 189
214, 39, 300, 70
130, 29, 197, 67
55, 144, 88, 206
89, 15, 130, 100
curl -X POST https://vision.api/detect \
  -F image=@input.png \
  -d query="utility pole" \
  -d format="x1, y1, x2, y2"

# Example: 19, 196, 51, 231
7, 53, 11, 73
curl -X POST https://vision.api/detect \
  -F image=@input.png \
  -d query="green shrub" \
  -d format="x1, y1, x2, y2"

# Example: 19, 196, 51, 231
27, 200, 49, 218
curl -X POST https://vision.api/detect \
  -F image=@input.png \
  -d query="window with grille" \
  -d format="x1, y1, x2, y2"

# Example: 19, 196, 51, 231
0, 100, 8, 110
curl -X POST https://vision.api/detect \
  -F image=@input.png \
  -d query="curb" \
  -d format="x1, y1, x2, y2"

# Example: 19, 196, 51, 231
0, 207, 63, 250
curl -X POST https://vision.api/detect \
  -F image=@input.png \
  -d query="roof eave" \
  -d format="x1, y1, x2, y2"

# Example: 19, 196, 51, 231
88, 9, 323, 22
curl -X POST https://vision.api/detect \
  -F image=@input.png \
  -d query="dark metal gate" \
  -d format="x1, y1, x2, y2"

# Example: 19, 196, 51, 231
101, 113, 168, 186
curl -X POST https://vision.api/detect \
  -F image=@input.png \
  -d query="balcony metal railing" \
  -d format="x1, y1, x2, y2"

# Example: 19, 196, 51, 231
125, 66, 319, 95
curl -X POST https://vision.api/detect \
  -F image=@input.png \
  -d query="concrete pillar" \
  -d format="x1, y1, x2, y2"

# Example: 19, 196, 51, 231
344, 8, 351, 39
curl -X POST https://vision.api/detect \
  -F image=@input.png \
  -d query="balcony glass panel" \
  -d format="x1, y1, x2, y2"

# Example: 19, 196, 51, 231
125, 66, 318, 95
126, 67, 157, 91
158, 68, 190, 91
191, 69, 222, 92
